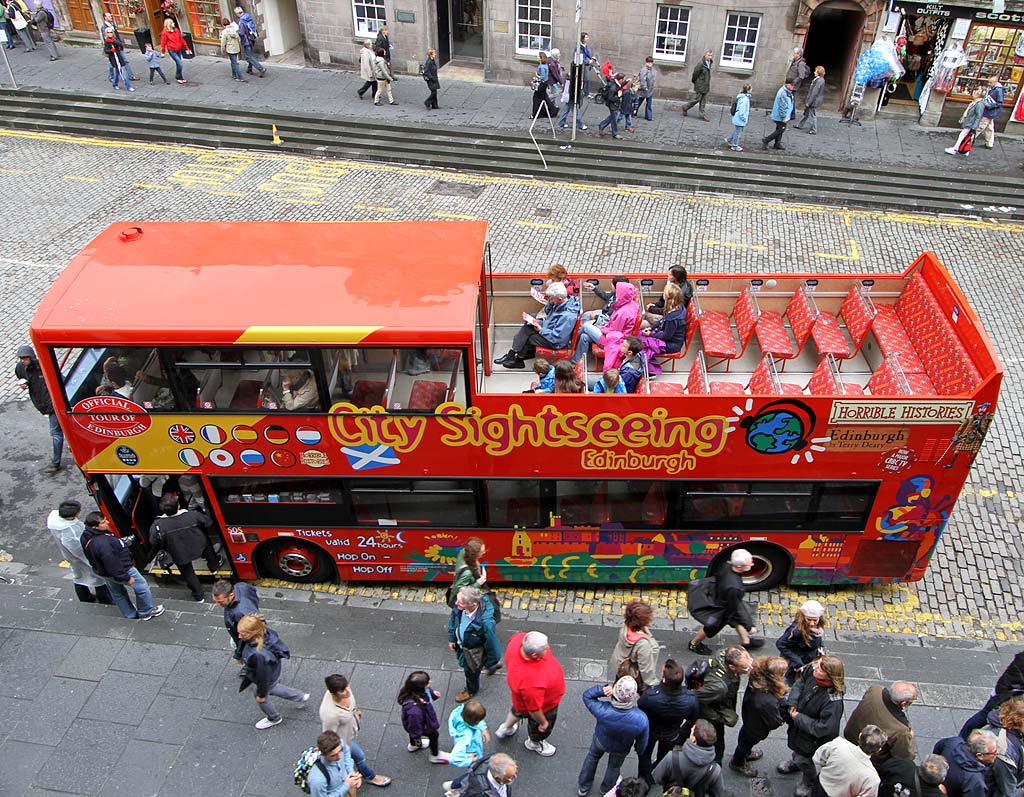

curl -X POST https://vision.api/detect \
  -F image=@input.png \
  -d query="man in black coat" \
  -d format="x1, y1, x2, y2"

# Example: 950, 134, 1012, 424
638, 658, 700, 784
15, 344, 63, 474
81, 512, 164, 621
688, 548, 762, 655
150, 494, 221, 602
961, 651, 1024, 737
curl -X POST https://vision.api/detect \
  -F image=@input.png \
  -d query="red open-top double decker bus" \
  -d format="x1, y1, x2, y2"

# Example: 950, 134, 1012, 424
30, 221, 1002, 589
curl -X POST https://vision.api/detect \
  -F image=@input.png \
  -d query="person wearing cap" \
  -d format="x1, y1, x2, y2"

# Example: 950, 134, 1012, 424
688, 548, 762, 656
15, 344, 64, 474
776, 600, 828, 684
577, 675, 650, 796
843, 681, 919, 762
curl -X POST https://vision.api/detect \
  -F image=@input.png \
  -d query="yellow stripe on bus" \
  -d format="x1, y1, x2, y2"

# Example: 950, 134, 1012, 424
235, 326, 384, 344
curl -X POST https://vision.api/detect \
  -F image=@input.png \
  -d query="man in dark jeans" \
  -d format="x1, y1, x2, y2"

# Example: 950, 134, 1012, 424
149, 494, 222, 602
15, 344, 63, 474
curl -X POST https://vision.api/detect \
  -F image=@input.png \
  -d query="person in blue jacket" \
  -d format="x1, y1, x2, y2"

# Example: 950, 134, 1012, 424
592, 368, 627, 394
448, 586, 500, 703
726, 83, 752, 151
577, 675, 650, 796
762, 80, 795, 151
307, 730, 361, 797
495, 282, 580, 369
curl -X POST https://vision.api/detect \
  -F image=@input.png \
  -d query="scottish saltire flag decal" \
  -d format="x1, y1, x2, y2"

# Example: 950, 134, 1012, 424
342, 443, 400, 470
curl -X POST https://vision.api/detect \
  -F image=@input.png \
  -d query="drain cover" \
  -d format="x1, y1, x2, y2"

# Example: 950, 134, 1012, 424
427, 180, 485, 198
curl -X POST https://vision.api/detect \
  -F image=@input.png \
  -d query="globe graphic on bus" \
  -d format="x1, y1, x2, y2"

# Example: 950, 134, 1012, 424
745, 409, 805, 454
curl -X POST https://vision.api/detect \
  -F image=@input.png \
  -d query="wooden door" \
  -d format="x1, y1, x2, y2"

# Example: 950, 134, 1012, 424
65, 0, 96, 30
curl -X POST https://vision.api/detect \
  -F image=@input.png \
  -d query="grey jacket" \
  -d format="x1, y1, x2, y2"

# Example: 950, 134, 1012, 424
961, 98, 985, 130
638, 64, 656, 97
805, 75, 825, 109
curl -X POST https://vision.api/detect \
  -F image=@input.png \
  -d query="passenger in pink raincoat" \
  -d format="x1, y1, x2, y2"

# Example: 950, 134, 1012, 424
570, 281, 640, 370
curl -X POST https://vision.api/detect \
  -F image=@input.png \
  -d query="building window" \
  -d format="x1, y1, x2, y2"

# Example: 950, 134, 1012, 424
353, 0, 386, 37
184, 0, 221, 44
516, 0, 552, 54
654, 5, 689, 62
721, 12, 760, 69
952, 24, 1021, 104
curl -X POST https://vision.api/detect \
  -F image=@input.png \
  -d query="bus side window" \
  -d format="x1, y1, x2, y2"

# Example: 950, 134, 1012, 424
483, 480, 542, 528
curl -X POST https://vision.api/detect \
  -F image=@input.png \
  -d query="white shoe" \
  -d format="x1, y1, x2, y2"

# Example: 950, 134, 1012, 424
524, 738, 556, 756
944, 147, 958, 155
407, 738, 430, 752
298, 693, 310, 704
430, 751, 450, 764
442, 781, 454, 791
731, 145, 743, 151
139, 605, 165, 621
495, 721, 519, 738
255, 716, 283, 729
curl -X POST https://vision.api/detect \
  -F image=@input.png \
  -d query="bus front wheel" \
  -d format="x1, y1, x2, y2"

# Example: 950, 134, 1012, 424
256, 540, 336, 584
717, 544, 790, 591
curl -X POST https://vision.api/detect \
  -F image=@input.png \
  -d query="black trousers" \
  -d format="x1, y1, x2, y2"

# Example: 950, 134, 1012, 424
511, 324, 558, 359
731, 724, 765, 764
357, 79, 377, 97
174, 542, 219, 600
425, 88, 438, 108
409, 730, 439, 755
639, 734, 678, 784
764, 121, 787, 148
514, 705, 559, 742
74, 582, 114, 604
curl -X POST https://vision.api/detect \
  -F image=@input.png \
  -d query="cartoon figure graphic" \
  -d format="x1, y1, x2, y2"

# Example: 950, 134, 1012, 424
875, 474, 954, 541
938, 402, 993, 469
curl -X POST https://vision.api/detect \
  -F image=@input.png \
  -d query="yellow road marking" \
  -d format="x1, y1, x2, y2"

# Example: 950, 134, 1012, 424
705, 239, 767, 251
813, 238, 861, 261
434, 213, 477, 220
515, 220, 562, 229
354, 204, 396, 212
63, 175, 101, 183
133, 182, 172, 190
0, 167, 31, 174
608, 230, 649, 239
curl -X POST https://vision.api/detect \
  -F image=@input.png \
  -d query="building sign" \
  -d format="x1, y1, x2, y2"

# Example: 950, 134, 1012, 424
893, 1, 1024, 21
829, 400, 974, 425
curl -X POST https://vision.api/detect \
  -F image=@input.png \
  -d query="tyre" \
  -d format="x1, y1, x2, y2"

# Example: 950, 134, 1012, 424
717, 544, 790, 591
255, 539, 336, 584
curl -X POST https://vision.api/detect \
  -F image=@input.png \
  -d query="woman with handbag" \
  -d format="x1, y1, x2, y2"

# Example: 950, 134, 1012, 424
449, 538, 502, 675
607, 599, 660, 692
945, 88, 986, 157
160, 17, 187, 83
687, 548, 762, 656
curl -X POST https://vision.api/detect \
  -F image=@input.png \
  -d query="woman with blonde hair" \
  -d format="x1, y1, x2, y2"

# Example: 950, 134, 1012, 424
778, 655, 845, 797
730, 656, 790, 777
776, 599, 827, 684
641, 282, 687, 357
236, 614, 309, 729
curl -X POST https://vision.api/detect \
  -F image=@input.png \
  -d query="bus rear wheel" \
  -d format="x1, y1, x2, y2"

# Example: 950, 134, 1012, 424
718, 544, 790, 591
256, 540, 335, 584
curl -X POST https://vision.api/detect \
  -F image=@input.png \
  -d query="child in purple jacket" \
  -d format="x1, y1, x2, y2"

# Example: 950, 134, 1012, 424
398, 670, 449, 763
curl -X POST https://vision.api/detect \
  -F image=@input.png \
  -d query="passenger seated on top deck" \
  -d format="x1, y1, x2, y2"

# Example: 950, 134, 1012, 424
546, 262, 580, 297
582, 274, 628, 326
641, 282, 687, 356
616, 336, 647, 394
494, 282, 581, 370
643, 265, 693, 327
280, 368, 319, 410
525, 358, 555, 393
570, 280, 640, 369
591, 367, 627, 394
95, 358, 133, 398
553, 360, 586, 393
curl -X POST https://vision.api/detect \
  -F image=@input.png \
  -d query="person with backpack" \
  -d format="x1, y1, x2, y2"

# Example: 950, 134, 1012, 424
531, 51, 557, 119
422, 47, 440, 110
457, 753, 518, 797
237, 614, 309, 729
6, 0, 35, 51
234, 5, 266, 76
597, 72, 626, 139
723, 83, 751, 151
729, 655, 790, 777
688, 548, 762, 655
946, 88, 986, 157
31, 0, 58, 59
81, 511, 164, 620
300, 730, 361, 796
980, 696, 1024, 797
785, 47, 811, 93
652, 719, 726, 797
448, 586, 499, 703
682, 50, 713, 121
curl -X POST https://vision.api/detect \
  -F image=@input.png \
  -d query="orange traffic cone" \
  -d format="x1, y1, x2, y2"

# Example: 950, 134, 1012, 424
272, 124, 283, 144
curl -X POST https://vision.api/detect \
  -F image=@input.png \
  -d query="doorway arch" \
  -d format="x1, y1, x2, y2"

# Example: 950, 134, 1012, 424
802, 0, 869, 109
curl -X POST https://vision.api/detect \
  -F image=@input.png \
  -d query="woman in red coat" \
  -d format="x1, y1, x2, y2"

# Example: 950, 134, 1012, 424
160, 17, 187, 83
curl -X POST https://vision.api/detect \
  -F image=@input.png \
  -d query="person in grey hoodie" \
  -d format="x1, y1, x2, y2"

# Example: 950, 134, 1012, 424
945, 88, 986, 156
652, 719, 726, 797
795, 65, 826, 134
47, 500, 113, 604
637, 56, 656, 122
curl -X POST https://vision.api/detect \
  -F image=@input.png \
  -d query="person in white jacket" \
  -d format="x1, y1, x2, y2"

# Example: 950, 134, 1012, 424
47, 500, 113, 604
356, 39, 377, 100
813, 725, 885, 797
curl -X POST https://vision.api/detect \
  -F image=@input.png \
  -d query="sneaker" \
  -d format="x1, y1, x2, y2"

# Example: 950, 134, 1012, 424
442, 782, 454, 792
258, 68, 266, 77
524, 738, 556, 756
944, 147, 958, 155
688, 640, 712, 655
193, 596, 205, 603
748, 748, 764, 761
578, 789, 590, 796
729, 761, 759, 777
613, 134, 624, 140
298, 693, 311, 704
368, 775, 392, 786
777, 759, 800, 774
407, 742, 422, 752
255, 716, 283, 729
795, 786, 813, 797
579, 124, 588, 130
724, 138, 733, 147
140, 605, 165, 621
808, 129, 816, 135
127, 86, 135, 92
430, 752, 450, 764
731, 146, 743, 152
495, 721, 519, 738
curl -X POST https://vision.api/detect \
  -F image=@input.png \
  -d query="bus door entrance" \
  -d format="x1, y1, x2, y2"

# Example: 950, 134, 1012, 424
88, 473, 232, 578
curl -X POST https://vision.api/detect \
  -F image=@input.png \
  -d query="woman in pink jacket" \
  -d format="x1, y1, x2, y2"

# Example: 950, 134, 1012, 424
569, 281, 640, 370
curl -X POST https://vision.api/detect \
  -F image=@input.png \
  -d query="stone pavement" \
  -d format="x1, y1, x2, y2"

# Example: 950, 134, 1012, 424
0, 559, 1015, 797
4, 41, 1023, 177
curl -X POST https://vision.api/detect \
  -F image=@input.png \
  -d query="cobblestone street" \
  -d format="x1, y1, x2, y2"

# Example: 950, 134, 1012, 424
0, 129, 1021, 640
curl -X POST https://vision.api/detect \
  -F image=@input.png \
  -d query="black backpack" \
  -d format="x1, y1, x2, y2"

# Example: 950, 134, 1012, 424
602, 80, 620, 107
686, 658, 710, 690
44, 8, 55, 27
730, 96, 738, 116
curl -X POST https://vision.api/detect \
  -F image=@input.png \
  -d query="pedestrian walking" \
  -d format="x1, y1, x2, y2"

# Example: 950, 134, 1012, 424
531, 51, 557, 119
319, 673, 393, 786
786, 47, 811, 93
31, 0, 57, 59
457, 753, 518, 797
813, 725, 886, 797
776, 600, 827, 684
576, 31, 596, 96
357, 39, 377, 99
449, 537, 502, 674
597, 72, 626, 139
843, 681, 918, 762
47, 500, 113, 605
933, 729, 998, 797
236, 614, 309, 729
651, 719, 727, 797
557, 43, 589, 130
725, 83, 752, 151
6, 0, 34, 51
945, 88, 986, 157
762, 80, 795, 151
3, 4, 15, 50
637, 659, 699, 785
495, 631, 566, 757
211, 579, 259, 660
143, 43, 170, 83
695, 645, 753, 764
234, 5, 265, 76
682, 50, 713, 120
219, 17, 246, 82
607, 599, 660, 692
977, 75, 1005, 149
102, 13, 137, 80
15, 344, 63, 474
373, 47, 396, 105
80, 511, 164, 621
442, 699, 490, 796
729, 655, 789, 778
577, 675, 650, 797
422, 47, 440, 109
397, 670, 449, 762
448, 585, 499, 703
637, 56, 656, 121
160, 17, 187, 84
149, 494, 221, 602
305, 730, 362, 797
777, 655, 846, 797
795, 66, 826, 133
617, 77, 638, 133
374, 22, 391, 62
687, 548, 763, 655
961, 649, 1024, 738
